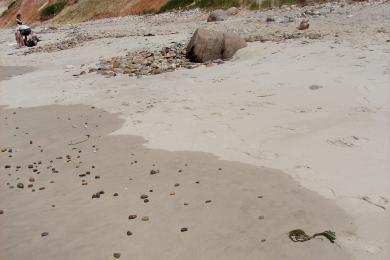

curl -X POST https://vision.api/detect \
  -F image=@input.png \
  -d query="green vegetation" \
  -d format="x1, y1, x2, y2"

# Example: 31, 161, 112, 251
159, 0, 194, 13
196, 0, 240, 9
159, 0, 240, 12
249, 1, 260, 9
41, 0, 67, 20
260, 0, 272, 8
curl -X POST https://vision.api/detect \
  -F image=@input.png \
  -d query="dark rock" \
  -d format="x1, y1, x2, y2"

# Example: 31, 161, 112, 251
128, 215, 137, 220
140, 194, 148, 199
150, 169, 159, 175
17, 183, 24, 189
41, 232, 49, 237
180, 227, 188, 232
4, 165, 11, 169
113, 253, 121, 258
127, 231, 132, 236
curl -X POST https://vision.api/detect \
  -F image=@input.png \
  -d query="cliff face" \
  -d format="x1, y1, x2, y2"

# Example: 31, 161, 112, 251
0, 0, 168, 27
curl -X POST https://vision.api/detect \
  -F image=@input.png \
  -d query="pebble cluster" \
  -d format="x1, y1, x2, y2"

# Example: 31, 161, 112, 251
91, 43, 203, 77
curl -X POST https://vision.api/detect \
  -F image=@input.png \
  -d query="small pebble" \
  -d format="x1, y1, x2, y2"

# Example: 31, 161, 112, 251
0, 210, 4, 214
205, 200, 211, 203
126, 231, 132, 236
17, 183, 24, 189
180, 227, 188, 232
113, 253, 121, 258
41, 232, 48, 237
140, 194, 148, 199
143, 199, 149, 203
174, 183, 180, 187
29, 177, 35, 182
258, 216, 265, 220
150, 169, 159, 175
141, 216, 149, 221
113, 193, 118, 197
128, 215, 137, 220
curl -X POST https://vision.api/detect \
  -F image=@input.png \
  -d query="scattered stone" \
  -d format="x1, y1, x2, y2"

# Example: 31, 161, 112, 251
205, 200, 212, 203
17, 183, 24, 189
4, 165, 11, 169
113, 193, 118, 197
113, 253, 121, 258
41, 232, 49, 237
309, 84, 323, 90
144, 199, 149, 203
39, 187, 45, 190
128, 215, 137, 220
174, 183, 180, 187
0, 210, 3, 214
266, 16, 275, 22
150, 169, 159, 175
126, 231, 132, 236
95, 175, 100, 179
298, 20, 310, 30
140, 194, 148, 199
180, 227, 188, 232
141, 216, 149, 221
259, 216, 265, 220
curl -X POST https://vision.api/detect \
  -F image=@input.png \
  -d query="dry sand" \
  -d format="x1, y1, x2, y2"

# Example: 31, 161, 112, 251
1, 1, 390, 259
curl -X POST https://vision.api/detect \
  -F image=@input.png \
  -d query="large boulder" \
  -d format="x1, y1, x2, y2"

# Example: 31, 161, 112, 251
186, 29, 247, 63
207, 9, 227, 22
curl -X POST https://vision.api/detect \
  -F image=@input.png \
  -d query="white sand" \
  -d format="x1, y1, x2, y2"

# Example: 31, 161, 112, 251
1, 1, 389, 259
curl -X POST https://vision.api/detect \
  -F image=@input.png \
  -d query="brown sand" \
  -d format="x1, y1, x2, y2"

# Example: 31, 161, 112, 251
0, 104, 355, 260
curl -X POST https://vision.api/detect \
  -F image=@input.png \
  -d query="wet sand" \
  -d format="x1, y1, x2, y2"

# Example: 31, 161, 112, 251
0, 104, 354, 260
0, 66, 34, 82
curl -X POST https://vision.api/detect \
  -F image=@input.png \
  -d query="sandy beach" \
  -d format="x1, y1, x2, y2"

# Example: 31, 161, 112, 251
1, 1, 389, 259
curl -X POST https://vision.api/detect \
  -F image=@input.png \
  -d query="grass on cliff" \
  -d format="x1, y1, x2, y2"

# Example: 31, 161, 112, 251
159, 0, 306, 12
159, 0, 240, 12
41, 0, 67, 20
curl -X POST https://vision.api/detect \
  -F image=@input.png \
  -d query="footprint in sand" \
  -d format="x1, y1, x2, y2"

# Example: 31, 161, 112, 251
327, 136, 369, 148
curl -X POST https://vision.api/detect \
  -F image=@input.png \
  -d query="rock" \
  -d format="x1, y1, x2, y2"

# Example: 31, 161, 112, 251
113, 193, 118, 197
150, 169, 159, 175
113, 253, 121, 258
205, 200, 212, 203
17, 183, 24, 189
0, 210, 3, 214
207, 10, 227, 22
141, 216, 149, 221
298, 20, 310, 30
128, 215, 137, 220
226, 7, 239, 15
29, 178, 35, 182
266, 16, 275, 22
180, 227, 188, 232
186, 29, 247, 63
126, 231, 132, 236
4, 165, 11, 169
140, 194, 148, 199
41, 232, 49, 237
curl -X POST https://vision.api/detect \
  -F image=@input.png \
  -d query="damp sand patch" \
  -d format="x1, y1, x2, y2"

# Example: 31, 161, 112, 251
0, 66, 35, 82
0, 104, 355, 260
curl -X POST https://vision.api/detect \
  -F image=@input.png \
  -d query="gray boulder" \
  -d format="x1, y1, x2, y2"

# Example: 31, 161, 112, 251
207, 10, 227, 22
186, 29, 247, 63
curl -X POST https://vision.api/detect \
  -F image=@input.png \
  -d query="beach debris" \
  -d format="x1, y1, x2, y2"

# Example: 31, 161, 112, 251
288, 229, 336, 243
186, 29, 247, 63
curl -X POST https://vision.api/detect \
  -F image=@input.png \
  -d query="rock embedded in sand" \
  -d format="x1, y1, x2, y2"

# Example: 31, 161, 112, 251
205, 200, 212, 203
128, 215, 137, 220
140, 194, 148, 199
4, 165, 11, 169
113, 193, 118, 197
29, 177, 35, 182
17, 183, 24, 189
186, 29, 247, 63
113, 253, 121, 258
0, 210, 4, 215
180, 227, 188, 232
126, 231, 132, 236
41, 232, 49, 237
150, 169, 159, 175
141, 216, 149, 221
